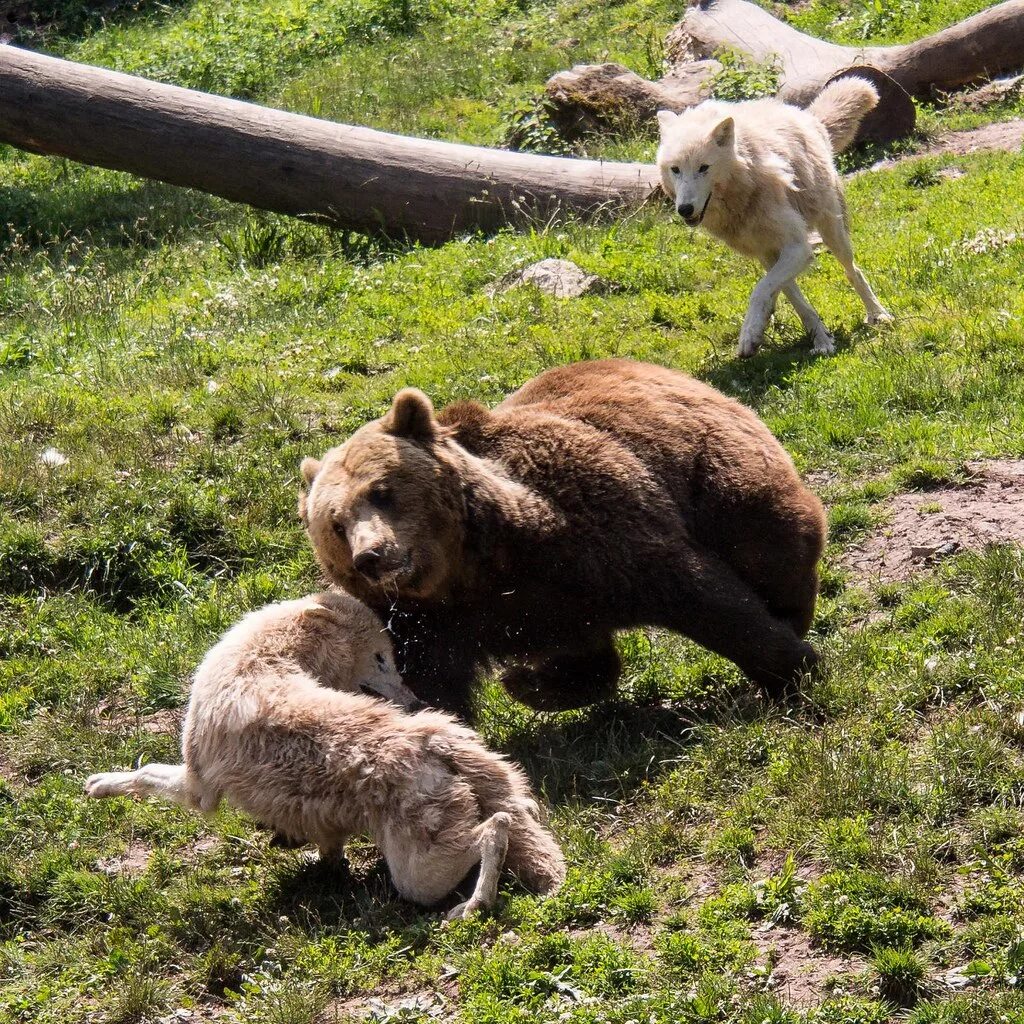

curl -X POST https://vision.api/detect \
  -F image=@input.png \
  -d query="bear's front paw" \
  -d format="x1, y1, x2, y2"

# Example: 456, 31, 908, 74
501, 665, 577, 711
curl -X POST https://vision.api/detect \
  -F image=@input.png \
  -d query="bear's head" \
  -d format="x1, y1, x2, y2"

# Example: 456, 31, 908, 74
299, 389, 465, 603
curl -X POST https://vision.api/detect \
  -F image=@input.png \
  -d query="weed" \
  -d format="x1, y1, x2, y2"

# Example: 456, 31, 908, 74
871, 943, 928, 1006
708, 49, 782, 102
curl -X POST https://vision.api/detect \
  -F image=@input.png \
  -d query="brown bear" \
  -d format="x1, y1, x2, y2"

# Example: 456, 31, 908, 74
299, 359, 826, 719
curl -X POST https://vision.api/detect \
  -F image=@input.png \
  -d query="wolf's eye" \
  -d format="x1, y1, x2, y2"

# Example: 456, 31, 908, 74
670, 165, 680, 175
698, 164, 709, 174
367, 485, 395, 511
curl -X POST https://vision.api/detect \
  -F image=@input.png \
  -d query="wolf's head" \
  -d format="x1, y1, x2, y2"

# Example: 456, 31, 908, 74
655, 106, 736, 227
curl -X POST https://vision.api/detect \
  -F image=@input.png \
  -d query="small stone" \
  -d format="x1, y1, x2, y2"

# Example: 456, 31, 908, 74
486, 258, 608, 298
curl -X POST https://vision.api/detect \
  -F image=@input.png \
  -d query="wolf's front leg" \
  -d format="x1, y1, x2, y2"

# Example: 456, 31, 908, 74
739, 241, 814, 357
85, 763, 204, 810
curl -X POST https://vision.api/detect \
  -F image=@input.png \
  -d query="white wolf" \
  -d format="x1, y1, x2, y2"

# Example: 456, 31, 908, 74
656, 77, 892, 357
84, 592, 565, 918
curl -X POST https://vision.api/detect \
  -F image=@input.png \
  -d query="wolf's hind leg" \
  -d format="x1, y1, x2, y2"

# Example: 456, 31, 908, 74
383, 809, 511, 918
819, 214, 891, 324
84, 763, 205, 810
445, 813, 511, 920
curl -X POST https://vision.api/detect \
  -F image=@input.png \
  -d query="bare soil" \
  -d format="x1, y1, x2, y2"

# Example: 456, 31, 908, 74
753, 925, 865, 1006
844, 460, 1024, 583
861, 119, 1024, 175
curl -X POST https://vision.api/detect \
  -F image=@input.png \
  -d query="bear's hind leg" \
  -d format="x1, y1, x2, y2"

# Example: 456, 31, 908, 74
648, 548, 819, 698
501, 640, 620, 711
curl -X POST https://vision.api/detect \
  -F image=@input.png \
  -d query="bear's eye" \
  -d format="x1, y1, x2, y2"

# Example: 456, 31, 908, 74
332, 520, 346, 538
670, 165, 680, 175
366, 485, 395, 511
698, 164, 709, 174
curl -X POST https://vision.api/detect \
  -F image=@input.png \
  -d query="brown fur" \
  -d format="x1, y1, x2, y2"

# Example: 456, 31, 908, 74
301, 360, 826, 719
84, 593, 564, 915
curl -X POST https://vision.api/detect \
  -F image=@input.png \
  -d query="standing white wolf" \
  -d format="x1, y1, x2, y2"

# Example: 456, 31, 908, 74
656, 77, 892, 357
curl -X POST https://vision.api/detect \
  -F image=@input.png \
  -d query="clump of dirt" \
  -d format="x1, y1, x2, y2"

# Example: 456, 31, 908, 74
754, 926, 864, 1006
844, 460, 1024, 583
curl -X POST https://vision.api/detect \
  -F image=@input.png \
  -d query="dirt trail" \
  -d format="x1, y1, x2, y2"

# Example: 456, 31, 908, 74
844, 460, 1024, 583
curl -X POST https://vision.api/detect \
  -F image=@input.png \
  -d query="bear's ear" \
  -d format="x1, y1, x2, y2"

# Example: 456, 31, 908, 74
656, 109, 678, 134
383, 388, 436, 440
298, 457, 321, 524
711, 116, 735, 148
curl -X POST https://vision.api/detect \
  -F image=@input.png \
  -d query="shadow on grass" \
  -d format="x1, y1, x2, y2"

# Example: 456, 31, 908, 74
0, 175, 227, 254
701, 327, 855, 407
498, 684, 765, 806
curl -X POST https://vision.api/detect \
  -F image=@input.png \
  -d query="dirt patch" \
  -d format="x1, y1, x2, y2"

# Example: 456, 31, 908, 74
928, 120, 1024, 157
753, 925, 864, 1007
843, 460, 1024, 583
95, 841, 152, 877
854, 118, 1024, 176
325, 986, 451, 1022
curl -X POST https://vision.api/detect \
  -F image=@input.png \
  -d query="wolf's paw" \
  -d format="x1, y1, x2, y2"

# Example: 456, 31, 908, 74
811, 329, 836, 355
84, 771, 132, 799
445, 898, 487, 921
736, 333, 763, 359
865, 309, 894, 325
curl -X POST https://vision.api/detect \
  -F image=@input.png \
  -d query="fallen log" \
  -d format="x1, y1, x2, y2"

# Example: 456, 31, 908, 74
676, 0, 1024, 106
0, 45, 661, 244
545, 0, 1024, 144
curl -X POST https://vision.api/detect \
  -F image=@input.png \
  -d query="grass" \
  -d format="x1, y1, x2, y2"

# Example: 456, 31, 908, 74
2, 0, 1024, 1021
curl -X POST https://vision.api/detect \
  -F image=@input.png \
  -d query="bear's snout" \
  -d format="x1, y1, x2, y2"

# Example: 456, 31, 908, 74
352, 546, 386, 580
352, 544, 410, 583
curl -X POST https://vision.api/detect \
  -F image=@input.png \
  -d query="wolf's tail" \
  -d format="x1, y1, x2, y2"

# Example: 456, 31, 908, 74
426, 726, 567, 895
503, 805, 567, 895
807, 76, 879, 153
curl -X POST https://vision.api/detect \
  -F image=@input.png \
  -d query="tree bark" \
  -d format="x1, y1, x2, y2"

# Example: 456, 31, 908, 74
0, 45, 661, 244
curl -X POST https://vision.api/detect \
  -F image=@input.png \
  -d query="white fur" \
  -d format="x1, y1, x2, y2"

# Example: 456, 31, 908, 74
84, 592, 564, 917
656, 80, 892, 358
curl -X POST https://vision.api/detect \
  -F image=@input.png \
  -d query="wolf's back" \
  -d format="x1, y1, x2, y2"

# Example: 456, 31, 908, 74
806, 76, 879, 152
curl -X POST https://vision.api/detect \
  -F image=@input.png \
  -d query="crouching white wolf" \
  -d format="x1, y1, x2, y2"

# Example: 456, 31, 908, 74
656, 77, 893, 357
84, 592, 565, 918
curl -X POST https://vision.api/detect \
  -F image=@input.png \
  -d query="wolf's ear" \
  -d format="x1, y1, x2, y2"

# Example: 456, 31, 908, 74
656, 109, 678, 134
298, 457, 321, 523
383, 388, 436, 440
300, 457, 322, 486
711, 116, 735, 148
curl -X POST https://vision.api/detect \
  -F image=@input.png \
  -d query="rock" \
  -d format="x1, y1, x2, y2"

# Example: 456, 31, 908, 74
542, 60, 720, 139
910, 540, 960, 560
486, 258, 608, 298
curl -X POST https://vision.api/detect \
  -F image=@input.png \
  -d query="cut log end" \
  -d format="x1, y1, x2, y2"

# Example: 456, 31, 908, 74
784, 65, 917, 144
